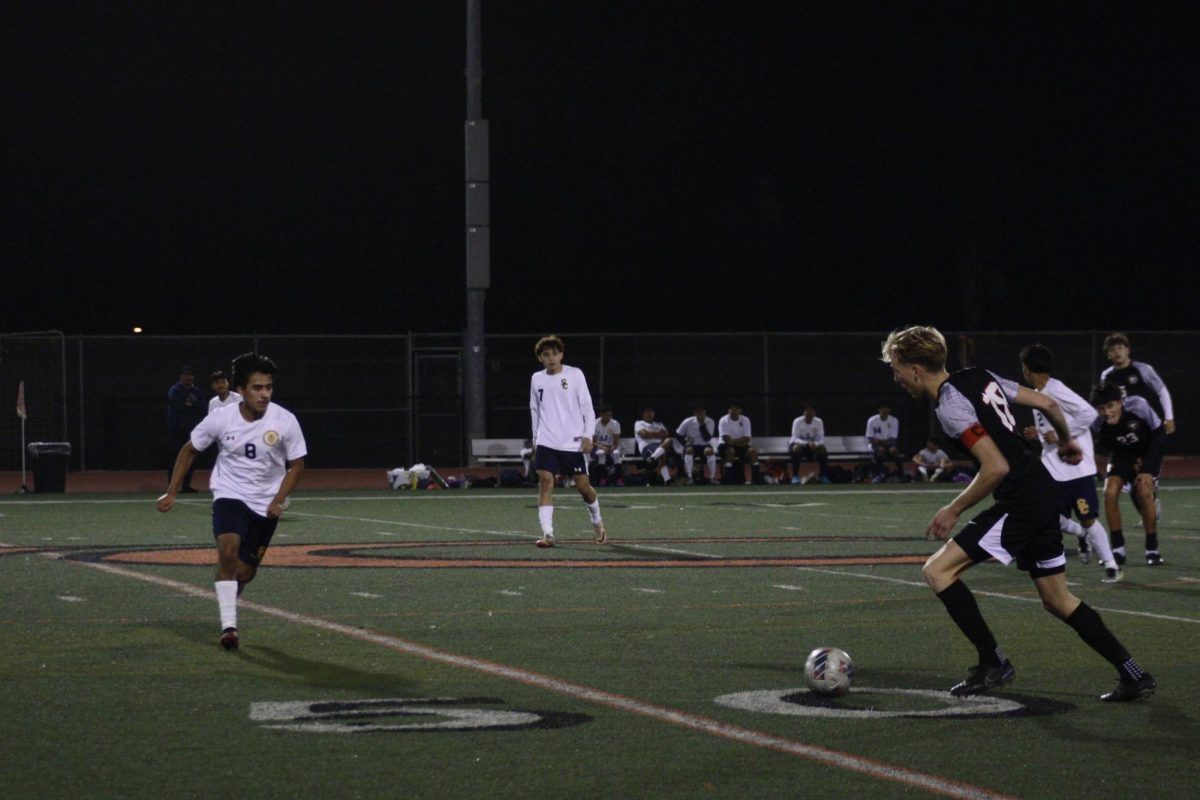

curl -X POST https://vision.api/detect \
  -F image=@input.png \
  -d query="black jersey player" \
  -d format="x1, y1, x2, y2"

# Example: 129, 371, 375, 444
1090, 385, 1166, 567
880, 326, 1155, 702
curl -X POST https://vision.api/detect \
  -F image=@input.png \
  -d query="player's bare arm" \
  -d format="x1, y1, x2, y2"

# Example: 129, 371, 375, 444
580, 437, 594, 455
267, 457, 305, 519
926, 435, 1008, 541
157, 441, 200, 512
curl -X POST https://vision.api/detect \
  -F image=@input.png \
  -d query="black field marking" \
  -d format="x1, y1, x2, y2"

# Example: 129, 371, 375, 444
67, 557, 1017, 800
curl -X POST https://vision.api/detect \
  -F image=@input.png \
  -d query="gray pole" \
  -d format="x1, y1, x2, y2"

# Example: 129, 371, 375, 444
465, 0, 489, 461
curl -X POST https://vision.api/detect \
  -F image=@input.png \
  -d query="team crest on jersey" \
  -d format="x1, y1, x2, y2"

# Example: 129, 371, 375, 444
1128, 376, 1139, 385
263, 430, 281, 447
561, 378, 568, 390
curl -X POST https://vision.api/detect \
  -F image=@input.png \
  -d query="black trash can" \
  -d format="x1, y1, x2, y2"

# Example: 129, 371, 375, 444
28, 442, 71, 493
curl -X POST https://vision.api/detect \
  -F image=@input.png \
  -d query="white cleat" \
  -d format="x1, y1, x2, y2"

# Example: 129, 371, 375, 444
1102, 567, 1124, 583
535, 535, 555, 548
592, 521, 608, 544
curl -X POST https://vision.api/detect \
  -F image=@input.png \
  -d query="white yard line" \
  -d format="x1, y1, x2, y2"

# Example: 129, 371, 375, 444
62, 555, 1017, 800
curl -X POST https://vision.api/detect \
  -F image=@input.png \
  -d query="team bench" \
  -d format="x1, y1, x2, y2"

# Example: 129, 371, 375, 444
753, 436, 874, 462
470, 435, 872, 466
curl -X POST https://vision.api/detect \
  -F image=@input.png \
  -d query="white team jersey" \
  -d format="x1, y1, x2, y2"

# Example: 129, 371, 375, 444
718, 413, 752, 442
865, 414, 899, 442
1032, 377, 1098, 481
530, 365, 596, 452
675, 415, 717, 446
634, 420, 669, 451
789, 415, 824, 445
594, 417, 621, 446
208, 392, 242, 414
915, 447, 950, 466
191, 402, 307, 516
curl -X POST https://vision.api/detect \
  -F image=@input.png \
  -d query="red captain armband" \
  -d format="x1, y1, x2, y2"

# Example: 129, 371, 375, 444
960, 423, 989, 449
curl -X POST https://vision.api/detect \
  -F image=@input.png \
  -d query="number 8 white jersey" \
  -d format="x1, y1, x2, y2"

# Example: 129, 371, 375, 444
190, 402, 308, 516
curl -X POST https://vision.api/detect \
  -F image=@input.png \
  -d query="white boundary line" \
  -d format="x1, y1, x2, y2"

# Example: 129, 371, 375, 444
65, 556, 1015, 800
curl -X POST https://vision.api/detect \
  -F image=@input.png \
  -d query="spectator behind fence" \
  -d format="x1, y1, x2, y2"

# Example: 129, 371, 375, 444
788, 403, 830, 484
718, 403, 761, 485
167, 365, 206, 493
865, 401, 904, 482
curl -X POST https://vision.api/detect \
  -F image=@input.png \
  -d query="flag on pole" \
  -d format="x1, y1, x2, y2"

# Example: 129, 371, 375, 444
16, 381, 26, 420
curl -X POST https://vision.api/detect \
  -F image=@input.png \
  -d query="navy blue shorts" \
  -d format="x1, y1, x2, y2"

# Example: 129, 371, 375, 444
533, 445, 588, 477
1058, 475, 1101, 523
212, 498, 278, 568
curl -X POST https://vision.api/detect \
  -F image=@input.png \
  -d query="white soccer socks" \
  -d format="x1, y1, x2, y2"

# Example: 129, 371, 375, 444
538, 505, 554, 536
215, 580, 238, 631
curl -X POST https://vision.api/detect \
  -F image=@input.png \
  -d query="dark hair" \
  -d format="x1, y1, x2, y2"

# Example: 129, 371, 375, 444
1103, 332, 1130, 350
1090, 384, 1123, 406
1019, 344, 1053, 374
598, 404, 613, 414
534, 335, 564, 356
231, 352, 277, 391
209, 370, 228, 382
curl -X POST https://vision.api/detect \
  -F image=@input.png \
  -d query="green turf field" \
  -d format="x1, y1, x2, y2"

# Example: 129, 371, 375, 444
2, 484, 1197, 799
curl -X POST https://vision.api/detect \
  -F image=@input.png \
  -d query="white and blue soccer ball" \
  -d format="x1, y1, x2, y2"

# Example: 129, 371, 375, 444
804, 646, 854, 696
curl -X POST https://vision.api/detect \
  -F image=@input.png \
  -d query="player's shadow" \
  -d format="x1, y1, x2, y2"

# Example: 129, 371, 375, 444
164, 621, 418, 694
603, 543, 714, 561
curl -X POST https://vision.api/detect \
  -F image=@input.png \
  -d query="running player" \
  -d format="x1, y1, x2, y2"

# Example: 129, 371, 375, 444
882, 326, 1154, 702
157, 353, 306, 650
1019, 344, 1120, 582
1089, 384, 1166, 567
529, 335, 606, 547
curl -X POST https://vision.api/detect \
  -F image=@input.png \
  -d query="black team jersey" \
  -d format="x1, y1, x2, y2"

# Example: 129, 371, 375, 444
935, 367, 1045, 501
1091, 396, 1164, 459
1100, 362, 1170, 421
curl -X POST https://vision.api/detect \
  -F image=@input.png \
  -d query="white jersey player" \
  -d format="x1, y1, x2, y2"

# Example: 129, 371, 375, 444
1020, 344, 1120, 582
157, 352, 307, 650
528, 336, 606, 548
591, 407, 624, 484
207, 370, 242, 414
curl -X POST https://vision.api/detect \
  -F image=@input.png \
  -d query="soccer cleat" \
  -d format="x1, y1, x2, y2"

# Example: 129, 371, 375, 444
950, 660, 1015, 697
1077, 537, 1091, 565
1146, 552, 1164, 567
1100, 673, 1156, 702
1102, 567, 1123, 583
592, 520, 607, 544
535, 535, 555, 548
220, 627, 239, 651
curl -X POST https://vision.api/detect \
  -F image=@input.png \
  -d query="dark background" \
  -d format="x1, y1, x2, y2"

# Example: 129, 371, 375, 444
4, 2, 1195, 337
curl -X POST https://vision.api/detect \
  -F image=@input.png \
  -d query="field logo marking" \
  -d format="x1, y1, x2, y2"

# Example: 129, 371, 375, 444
250, 697, 589, 733
715, 688, 1073, 719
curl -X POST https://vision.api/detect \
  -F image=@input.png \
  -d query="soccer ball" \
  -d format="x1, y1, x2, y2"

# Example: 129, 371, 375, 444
804, 646, 854, 696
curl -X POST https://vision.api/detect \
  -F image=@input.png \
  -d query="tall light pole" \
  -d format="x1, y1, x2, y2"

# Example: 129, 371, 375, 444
465, 0, 488, 458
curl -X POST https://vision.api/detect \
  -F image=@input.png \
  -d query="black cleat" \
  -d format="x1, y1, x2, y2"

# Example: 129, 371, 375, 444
1100, 673, 1156, 702
220, 627, 239, 650
1146, 552, 1164, 567
950, 660, 1015, 697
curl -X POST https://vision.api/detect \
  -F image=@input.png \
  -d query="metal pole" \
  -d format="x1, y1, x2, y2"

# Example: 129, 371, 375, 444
464, 0, 489, 461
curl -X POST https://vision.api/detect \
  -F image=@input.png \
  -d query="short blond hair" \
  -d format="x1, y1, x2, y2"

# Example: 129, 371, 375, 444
534, 335, 564, 356
880, 326, 948, 372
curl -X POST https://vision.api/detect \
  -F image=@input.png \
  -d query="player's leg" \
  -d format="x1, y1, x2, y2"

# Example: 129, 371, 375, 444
747, 446, 761, 484
533, 446, 558, 547
1132, 473, 1162, 565
1032, 571, 1155, 700
923, 539, 1013, 695
572, 469, 607, 544
814, 445, 829, 482
683, 445, 697, 485
789, 444, 803, 483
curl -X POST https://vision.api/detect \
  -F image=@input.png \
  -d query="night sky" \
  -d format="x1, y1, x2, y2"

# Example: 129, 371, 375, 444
4, 2, 1195, 336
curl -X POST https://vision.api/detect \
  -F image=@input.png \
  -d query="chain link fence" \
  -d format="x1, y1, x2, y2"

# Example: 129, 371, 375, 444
2, 330, 1195, 471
